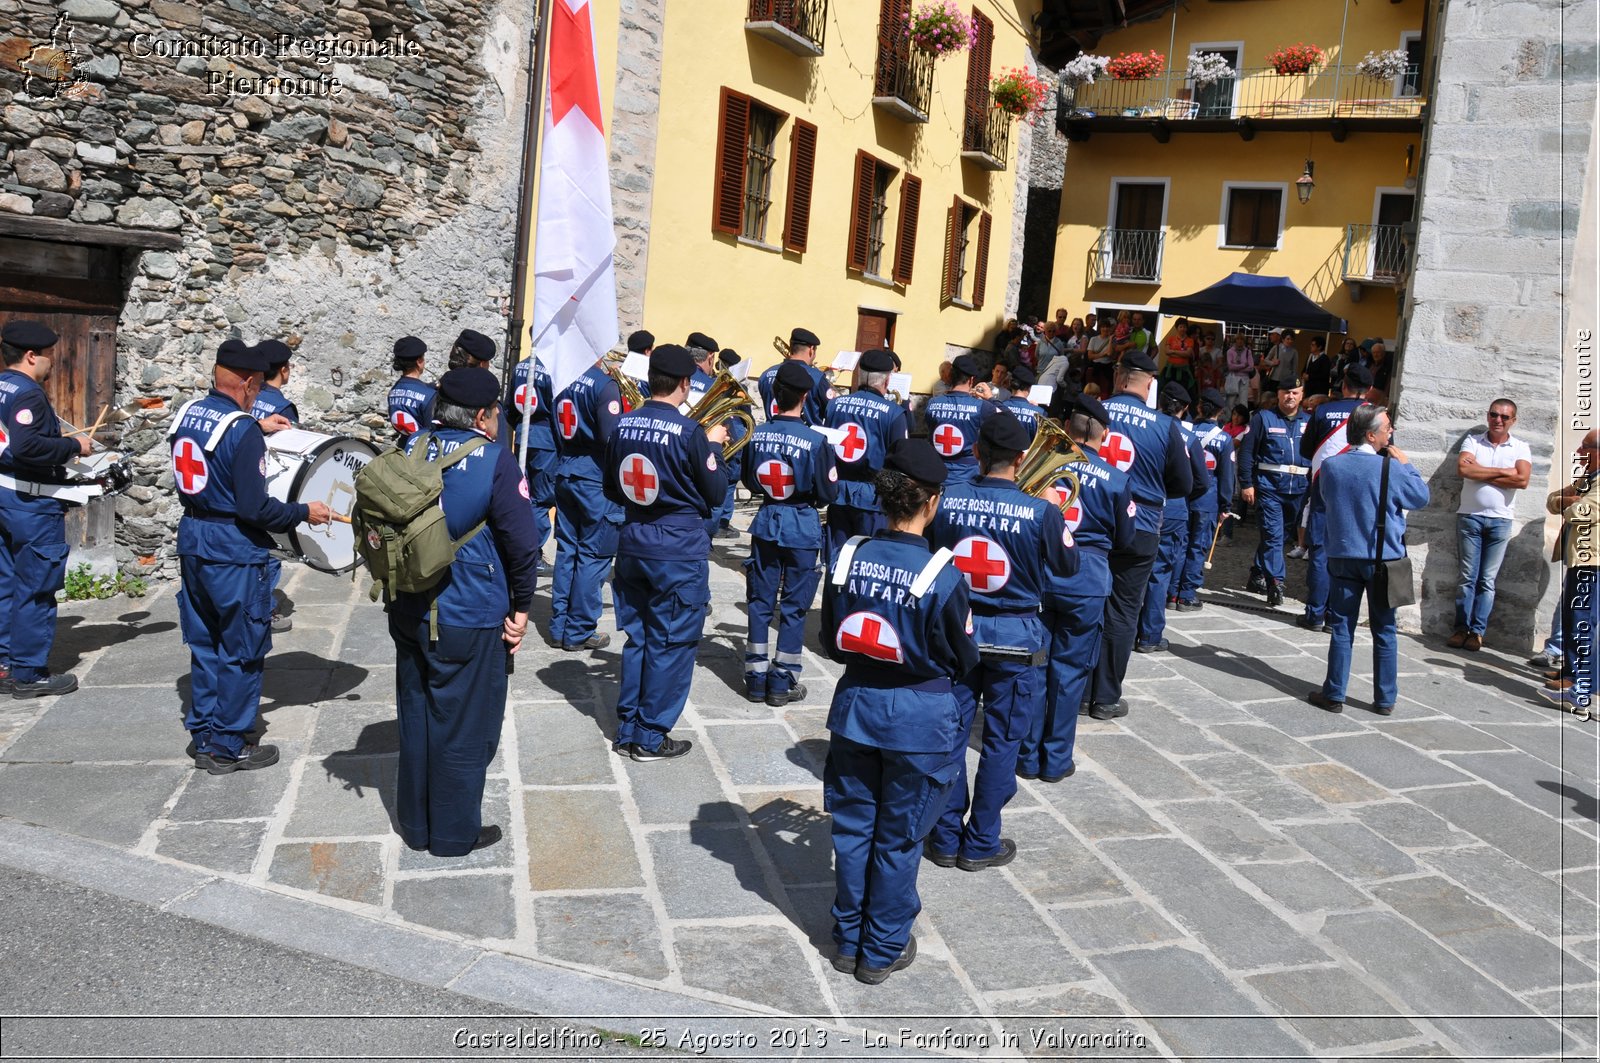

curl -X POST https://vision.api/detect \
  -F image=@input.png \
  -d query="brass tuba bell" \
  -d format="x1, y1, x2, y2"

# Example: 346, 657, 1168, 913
687, 365, 757, 458
1016, 416, 1087, 517
603, 351, 646, 412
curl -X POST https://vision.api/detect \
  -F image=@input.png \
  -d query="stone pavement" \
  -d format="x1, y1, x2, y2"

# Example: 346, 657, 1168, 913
0, 516, 1597, 1060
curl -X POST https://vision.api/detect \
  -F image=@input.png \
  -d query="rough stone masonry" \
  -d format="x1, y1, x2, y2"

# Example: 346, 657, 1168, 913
0, 0, 534, 577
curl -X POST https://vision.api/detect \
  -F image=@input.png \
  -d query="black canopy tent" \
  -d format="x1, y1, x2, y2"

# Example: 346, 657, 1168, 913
1158, 273, 1348, 334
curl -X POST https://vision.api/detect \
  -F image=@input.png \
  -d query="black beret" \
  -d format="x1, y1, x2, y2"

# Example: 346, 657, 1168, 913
2, 321, 57, 350
978, 412, 1030, 452
951, 354, 983, 379
1072, 394, 1110, 427
858, 348, 894, 373
883, 437, 947, 486
1344, 364, 1374, 388
627, 329, 655, 353
719, 349, 741, 369
1159, 381, 1191, 407
1200, 387, 1228, 412
775, 360, 812, 391
453, 328, 496, 363
789, 327, 820, 349
686, 331, 719, 353
1119, 350, 1158, 373
393, 336, 427, 362
437, 367, 500, 409
1278, 376, 1305, 391
215, 338, 265, 373
650, 343, 695, 380
1010, 364, 1038, 388
890, 351, 902, 369
255, 338, 293, 367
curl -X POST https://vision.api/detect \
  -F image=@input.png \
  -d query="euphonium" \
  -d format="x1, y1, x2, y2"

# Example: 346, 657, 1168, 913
603, 351, 645, 412
687, 365, 757, 458
1016, 416, 1087, 517
772, 335, 790, 357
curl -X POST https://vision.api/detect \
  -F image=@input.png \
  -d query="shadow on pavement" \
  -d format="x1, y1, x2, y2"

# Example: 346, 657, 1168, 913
1537, 780, 1600, 823
49, 613, 179, 674
1166, 641, 1307, 701
174, 652, 369, 722
786, 738, 828, 780
697, 798, 833, 950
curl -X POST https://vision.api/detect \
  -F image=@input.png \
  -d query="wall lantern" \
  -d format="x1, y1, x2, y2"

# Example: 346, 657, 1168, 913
1295, 160, 1316, 204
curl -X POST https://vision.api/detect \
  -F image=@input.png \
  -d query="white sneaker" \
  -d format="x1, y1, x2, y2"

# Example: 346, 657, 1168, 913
1287, 546, 1307, 560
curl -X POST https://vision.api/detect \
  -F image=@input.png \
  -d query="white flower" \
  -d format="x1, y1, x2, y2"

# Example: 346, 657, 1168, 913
1060, 53, 1110, 88
1355, 49, 1410, 80
1186, 51, 1232, 86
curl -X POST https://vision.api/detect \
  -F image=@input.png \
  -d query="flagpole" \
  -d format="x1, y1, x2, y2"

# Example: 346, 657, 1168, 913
510, 0, 554, 475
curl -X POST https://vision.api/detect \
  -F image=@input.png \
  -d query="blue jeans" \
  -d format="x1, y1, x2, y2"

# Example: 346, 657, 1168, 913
1454, 514, 1513, 635
1546, 596, 1564, 658
1322, 559, 1399, 708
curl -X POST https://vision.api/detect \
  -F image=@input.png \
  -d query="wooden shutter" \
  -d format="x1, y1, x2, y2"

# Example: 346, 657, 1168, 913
942, 195, 962, 301
874, 0, 908, 95
964, 9, 994, 123
846, 150, 876, 271
712, 87, 750, 235
971, 209, 992, 310
782, 119, 817, 253
892, 173, 921, 285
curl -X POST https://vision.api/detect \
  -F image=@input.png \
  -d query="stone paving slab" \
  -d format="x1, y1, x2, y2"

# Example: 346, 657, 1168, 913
0, 529, 1596, 1054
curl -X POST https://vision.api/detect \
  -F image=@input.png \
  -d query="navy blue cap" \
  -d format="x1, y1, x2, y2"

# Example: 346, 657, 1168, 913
978, 411, 1030, 452
255, 338, 293, 368
686, 331, 719, 353
453, 328, 495, 364
718, 349, 740, 369
437, 367, 500, 409
2, 321, 57, 350
649, 344, 695, 380
789, 327, 820, 349
1344, 364, 1374, 388
215, 338, 265, 373
859, 348, 894, 373
1072, 394, 1110, 426
1010, 364, 1038, 388
627, 329, 655, 353
393, 336, 427, 362
775, 360, 812, 391
1119, 350, 1158, 373
952, 354, 984, 379
1160, 381, 1191, 407
1199, 387, 1228, 412
883, 437, 947, 486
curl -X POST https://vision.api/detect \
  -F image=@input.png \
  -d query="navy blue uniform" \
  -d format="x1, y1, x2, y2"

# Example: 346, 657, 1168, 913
1091, 393, 1192, 709
251, 384, 298, 424
686, 368, 748, 534
927, 477, 1077, 861
924, 391, 1003, 485
1176, 419, 1237, 603
387, 376, 436, 442
741, 416, 837, 700
0, 369, 79, 685
1137, 420, 1206, 647
1239, 405, 1311, 584
1001, 395, 1044, 439
1020, 445, 1135, 778
822, 388, 908, 559
549, 365, 624, 647
169, 391, 309, 758
1300, 397, 1362, 624
821, 531, 979, 971
604, 400, 725, 752
391, 428, 538, 856
507, 357, 557, 555
758, 360, 834, 426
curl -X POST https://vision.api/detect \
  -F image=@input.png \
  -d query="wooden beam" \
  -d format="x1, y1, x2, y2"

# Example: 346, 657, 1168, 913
1236, 118, 1256, 142
0, 214, 183, 252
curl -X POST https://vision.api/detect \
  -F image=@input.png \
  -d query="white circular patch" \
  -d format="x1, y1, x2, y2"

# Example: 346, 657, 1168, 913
514, 383, 537, 413
952, 534, 1012, 593
391, 409, 419, 434
1063, 525, 1075, 548
1204, 450, 1218, 471
608, 400, 621, 415
707, 453, 718, 473
171, 438, 210, 495
836, 610, 904, 664
931, 423, 966, 457
15, 407, 33, 426
756, 459, 796, 500
619, 452, 660, 505
518, 476, 531, 500
827, 466, 838, 483
833, 422, 868, 463
1101, 430, 1137, 473
259, 455, 267, 477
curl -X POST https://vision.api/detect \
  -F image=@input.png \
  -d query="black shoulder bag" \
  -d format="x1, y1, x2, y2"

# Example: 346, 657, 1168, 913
1373, 454, 1416, 610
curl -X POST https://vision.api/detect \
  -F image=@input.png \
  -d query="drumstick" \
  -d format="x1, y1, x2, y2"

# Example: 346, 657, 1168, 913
1204, 513, 1234, 570
65, 404, 109, 440
330, 513, 352, 524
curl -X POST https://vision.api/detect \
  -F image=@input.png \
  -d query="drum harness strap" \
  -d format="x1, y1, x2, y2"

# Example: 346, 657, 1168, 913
830, 535, 953, 600
166, 399, 253, 452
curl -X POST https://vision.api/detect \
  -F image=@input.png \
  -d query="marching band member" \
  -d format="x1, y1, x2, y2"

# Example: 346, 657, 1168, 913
925, 413, 1077, 872
1239, 378, 1310, 608
923, 354, 1002, 486
603, 344, 729, 761
386, 336, 435, 444
250, 339, 298, 431
1173, 387, 1237, 610
448, 329, 511, 449
1135, 382, 1206, 653
686, 333, 741, 542
758, 327, 833, 426
1001, 364, 1044, 438
742, 360, 837, 706
821, 348, 907, 560
506, 342, 557, 565
0, 321, 91, 698
821, 438, 978, 984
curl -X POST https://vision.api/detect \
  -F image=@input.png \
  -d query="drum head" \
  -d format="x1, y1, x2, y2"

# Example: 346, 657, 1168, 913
281, 436, 379, 572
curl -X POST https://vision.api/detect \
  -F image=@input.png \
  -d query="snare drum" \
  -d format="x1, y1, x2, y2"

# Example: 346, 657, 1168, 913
264, 429, 378, 573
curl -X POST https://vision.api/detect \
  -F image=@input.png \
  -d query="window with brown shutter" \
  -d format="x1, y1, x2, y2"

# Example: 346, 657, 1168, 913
1224, 186, 1283, 248
713, 88, 751, 235
971, 209, 992, 310
962, 9, 994, 150
892, 173, 921, 285
943, 196, 978, 304
782, 119, 817, 253
847, 150, 876, 271
742, 104, 781, 242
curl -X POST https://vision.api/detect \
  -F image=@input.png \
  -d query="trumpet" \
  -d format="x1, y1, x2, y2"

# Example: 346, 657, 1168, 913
1016, 416, 1086, 517
603, 351, 646, 412
687, 365, 756, 458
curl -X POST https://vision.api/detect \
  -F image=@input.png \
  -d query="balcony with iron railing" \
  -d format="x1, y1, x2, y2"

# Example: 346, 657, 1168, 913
1057, 64, 1425, 140
1342, 223, 1408, 298
961, 101, 1010, 171
1090, 228, 1165, 284
745, 0, 826, 57
872, 41, 934, 123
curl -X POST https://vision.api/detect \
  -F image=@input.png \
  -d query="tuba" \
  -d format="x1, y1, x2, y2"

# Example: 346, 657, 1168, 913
603, 351, 646, 412
1016, 416, 1087, 517
687, 365, 757, 458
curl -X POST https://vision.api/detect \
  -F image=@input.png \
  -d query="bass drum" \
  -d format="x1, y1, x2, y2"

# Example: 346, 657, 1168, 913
263, 429, 379, 573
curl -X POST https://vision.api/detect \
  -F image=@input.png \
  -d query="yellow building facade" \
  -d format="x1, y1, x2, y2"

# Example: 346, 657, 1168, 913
1049, 0, 1428, 347
532, 0, 1043, 390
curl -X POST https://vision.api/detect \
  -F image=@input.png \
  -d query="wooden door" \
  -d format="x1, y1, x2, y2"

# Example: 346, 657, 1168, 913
1111, 183, 1164, 279
854, 309, 895, 352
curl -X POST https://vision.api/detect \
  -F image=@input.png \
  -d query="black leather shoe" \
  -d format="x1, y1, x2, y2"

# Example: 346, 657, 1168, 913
11, 673, 77, 700
745, 689, 767, 704
1308, 690, 1345, 714
471, 824, 503, 852
1016, 766, 1041, 780
1040, 765, 1076, 783
0, 667, 14, 695
1266, 581, 1284, 607
628, 736, 693, 762
766, 682, 806, 707
1296, 615, 1325, 631
1088, 700, 1128, 721
193, 743, 280, 775
1134, 639, 1169, 653
1246, 574, 1267, 594
957, 838, 1018, 872
855, 935, 916, 985
1173, 599, 1202, 612
1320, 623, 1335, 634
562, 633, 611, 651
923, 839, 958, 868
1372, 703, 1395, 716
831, 952, 857, 974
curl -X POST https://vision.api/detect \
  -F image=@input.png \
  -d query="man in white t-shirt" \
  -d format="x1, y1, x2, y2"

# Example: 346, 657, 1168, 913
1450, 397, 1532, 650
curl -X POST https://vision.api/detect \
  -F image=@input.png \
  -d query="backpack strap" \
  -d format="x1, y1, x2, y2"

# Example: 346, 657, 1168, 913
910, 548, 954, 599
422, 434, 492, 643
830, 535, 871, 587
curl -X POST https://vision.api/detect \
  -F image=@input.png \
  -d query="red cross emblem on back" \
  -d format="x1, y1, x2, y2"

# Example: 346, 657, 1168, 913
932, 423, 965, 457
620, 452, 659, 505
172, 438, 209, 495
953, 535, 1011, 593
0, 421, 8, 458
836, 610, 904, 664
835, 422, 867, 463
1062, 498, 1083, 531
391, 409, 418, 434
1101, 430, 1136, 472
757, 459, 796, 500
1204, 450, 1217, 471
557, 398, 579, 440
514, 383, 537, 414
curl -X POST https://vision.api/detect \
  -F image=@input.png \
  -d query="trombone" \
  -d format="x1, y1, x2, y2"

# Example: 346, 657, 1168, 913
1016, 416, 1086, 517
687, 365, 756, 458
603, 351, 646, 412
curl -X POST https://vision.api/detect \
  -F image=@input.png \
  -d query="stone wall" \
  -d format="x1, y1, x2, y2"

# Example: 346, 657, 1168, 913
1396, 0, 1597, 646
1016, 65, 1066, 321
607, 0, 663, 329
0, 0, 531, 576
